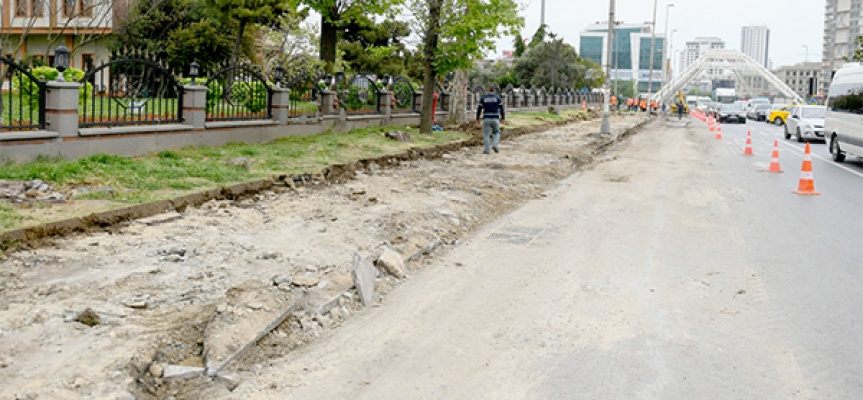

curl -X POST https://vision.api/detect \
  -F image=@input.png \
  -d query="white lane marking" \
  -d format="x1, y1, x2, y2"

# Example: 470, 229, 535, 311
748, 126, 863, 178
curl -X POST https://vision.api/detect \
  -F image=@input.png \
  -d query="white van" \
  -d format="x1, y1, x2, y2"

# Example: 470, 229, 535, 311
825, 62, 863, 162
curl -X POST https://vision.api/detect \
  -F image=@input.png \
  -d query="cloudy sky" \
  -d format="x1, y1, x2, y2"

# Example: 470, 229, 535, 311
495, 0, 824, 69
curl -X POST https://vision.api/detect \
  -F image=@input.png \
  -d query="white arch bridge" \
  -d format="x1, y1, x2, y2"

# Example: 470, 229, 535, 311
651, 49, 804, 105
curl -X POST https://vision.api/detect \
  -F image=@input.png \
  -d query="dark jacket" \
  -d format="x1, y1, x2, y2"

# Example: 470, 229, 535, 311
476, 94, 506, 120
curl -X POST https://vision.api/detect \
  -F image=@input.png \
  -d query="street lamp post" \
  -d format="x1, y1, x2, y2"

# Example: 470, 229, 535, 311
662, 4, 674, 88
600, 0, 616, 135
668, 29, 677, 81
647, 0, 659, 102
802, 45, 809, 62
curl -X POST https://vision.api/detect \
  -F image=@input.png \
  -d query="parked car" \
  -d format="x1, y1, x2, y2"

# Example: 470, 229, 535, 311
718, 103, 746, 124
825, 62, 863, 162
784, 105, 827, 142
745, 98, 770, 118
748, 103, 772, 121
768, 104, 793, 125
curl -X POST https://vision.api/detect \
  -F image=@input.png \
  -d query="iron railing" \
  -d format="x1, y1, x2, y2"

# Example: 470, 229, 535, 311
287, 73, 319, 119
391, 76, 416, 114
80, 55, 183, 128
1, 56, 46, 131
205, 64, 273, 122
333, 74, 381, 115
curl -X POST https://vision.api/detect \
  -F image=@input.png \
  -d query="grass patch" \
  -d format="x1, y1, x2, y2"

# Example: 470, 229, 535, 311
0, 202, 23, 230
0, 126, 469, 205
507, 109, 591, 128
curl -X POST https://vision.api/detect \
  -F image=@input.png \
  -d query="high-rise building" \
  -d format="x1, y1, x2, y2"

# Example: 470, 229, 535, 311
741, 26, 770, 67
681, 37, 725, 74
822, 0, 863, 94
579, 22, 665, 94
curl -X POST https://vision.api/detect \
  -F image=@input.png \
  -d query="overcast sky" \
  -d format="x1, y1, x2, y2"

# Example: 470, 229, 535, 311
494, 0, 824, 68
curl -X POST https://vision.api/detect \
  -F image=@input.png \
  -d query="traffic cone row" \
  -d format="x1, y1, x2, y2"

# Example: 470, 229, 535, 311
699, 119, 820, 196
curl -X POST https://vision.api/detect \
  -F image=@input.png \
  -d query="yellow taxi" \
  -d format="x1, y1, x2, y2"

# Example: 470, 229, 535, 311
768, 104, 795, 125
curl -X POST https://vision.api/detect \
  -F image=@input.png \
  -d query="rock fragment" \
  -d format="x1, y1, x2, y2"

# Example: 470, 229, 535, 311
376, 248, 406, 278
74, 308, 101, 327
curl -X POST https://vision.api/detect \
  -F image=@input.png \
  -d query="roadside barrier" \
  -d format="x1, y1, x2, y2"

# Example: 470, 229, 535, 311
767, 139, 783, 173
793, 142, 820, 196
714, 123, 723, 140
743, 130, 754, 156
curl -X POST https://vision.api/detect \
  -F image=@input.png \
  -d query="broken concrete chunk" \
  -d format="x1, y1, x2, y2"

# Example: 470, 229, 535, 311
351, 252, 376, 307
138, 212, 182, 226
216, 371, 241, 391
291, 275, 320, 287
272, 274, 292, 286
203, 280, 298, 376
163, 364, 204, 379
376, 248, 406, 278
385, 130, 412, 142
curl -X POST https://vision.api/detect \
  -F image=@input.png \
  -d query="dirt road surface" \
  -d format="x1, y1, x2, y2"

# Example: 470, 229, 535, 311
0, 115, 644, 399
220, 119, 862, 399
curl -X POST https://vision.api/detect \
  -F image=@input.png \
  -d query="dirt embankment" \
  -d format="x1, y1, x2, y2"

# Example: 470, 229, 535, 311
0, 115, 646, 400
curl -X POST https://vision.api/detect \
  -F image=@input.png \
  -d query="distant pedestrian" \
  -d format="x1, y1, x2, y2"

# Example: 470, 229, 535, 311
476, 86, 506, 154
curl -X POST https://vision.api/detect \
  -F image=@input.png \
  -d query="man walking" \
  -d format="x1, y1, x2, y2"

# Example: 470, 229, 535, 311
476, 86, 505, 154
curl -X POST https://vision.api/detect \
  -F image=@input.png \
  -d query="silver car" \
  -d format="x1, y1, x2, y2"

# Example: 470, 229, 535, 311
785, 106, 827, 142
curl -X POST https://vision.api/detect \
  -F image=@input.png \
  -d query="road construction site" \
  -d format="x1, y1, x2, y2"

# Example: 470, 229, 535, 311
0, 115, 646, 399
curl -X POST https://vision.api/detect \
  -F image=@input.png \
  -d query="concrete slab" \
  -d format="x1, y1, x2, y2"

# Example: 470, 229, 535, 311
351, 252, 376, 307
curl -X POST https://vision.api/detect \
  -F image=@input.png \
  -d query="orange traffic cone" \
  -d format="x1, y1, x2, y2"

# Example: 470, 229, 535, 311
709, 117, 715, 131
793, 142, 820, 196
714, 124, 723, 140
743, 130, 754, 156
767, 139, 782, 173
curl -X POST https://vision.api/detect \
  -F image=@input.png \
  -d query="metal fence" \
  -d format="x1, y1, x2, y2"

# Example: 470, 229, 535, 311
286, 73, 320, 119
1, 56, 46, 131
80, 55, 184, 128
205, 64, 273, 122
391, 76, 417, 114
333, 74, 380, 115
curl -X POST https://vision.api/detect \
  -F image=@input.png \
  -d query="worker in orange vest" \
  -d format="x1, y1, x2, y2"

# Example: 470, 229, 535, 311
610, 95, 618, 111
639, 99, 647, 112
625, 98, 634, 112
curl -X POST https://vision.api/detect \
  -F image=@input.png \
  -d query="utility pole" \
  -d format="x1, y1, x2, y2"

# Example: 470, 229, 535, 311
647, 0, 658, 101
600, 0, 616, 135
662, 4, 674, 88
802, 45, 809, 62
541, 0, 546, 27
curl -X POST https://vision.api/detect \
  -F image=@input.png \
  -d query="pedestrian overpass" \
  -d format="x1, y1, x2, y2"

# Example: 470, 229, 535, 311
651, 49, 804, 105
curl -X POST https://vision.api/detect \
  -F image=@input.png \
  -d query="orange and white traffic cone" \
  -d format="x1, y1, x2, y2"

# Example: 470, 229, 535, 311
743, 130, 754, 156
767, 139, 782, 173
709, 117, 715, 132
714, 124, 723, 140
793, 142, 820, 196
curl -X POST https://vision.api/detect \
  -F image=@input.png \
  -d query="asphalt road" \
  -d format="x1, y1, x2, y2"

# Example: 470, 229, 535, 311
226, 118, 863, 400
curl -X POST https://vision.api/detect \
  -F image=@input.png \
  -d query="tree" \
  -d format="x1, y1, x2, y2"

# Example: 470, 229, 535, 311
114, 0, 234, 70
514, 38, 582, 89
513, 33, 526, 58
206, 0, 297, 65
410, 0, 523, 132
854, 35, 863, 61
339, 16, 411, 76
303, 0, 403, 70
529, 24, 548, 48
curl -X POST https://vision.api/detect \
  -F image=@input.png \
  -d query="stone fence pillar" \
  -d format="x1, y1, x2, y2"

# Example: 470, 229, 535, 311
271, 87, 291, 123
45, 81, 80, 137
378, 91, 392, 119
320, 90, 335, 115
182, 85, 207, 130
